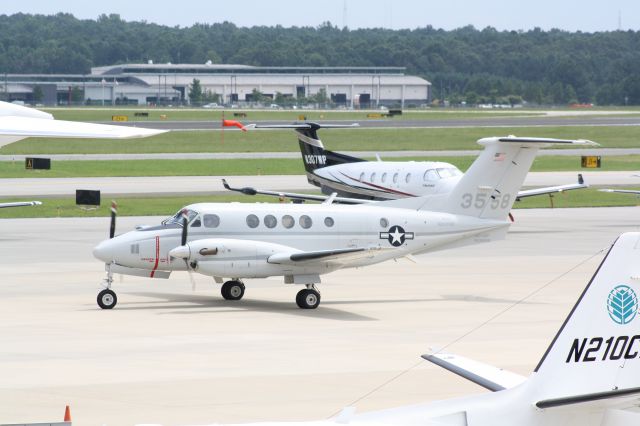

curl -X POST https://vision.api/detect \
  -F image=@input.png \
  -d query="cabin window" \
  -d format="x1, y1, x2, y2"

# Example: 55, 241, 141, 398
405, 173, 411, 183
424, 169, 438, 181
393, 173, 399, 183
299, 215, 313, 229
359, 172, 365, 181
203, 214, 220, 228
370, 172, 376, 182
191, 217, 201, 227
324, 217, 334, 227
264, 214, 277, 229
381, 172, 387, 183
246, 214, 260, 228
380, 218, 389, 228
282, 215, 295, 229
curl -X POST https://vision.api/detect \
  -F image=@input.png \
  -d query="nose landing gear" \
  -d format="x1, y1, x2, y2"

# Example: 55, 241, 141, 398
97, 263, 118, 309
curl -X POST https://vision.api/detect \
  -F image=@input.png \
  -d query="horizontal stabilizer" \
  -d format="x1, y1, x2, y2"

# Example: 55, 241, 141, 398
252, 123, 360, 130
489, 136, 599, 146
536, 386, 640, 409
423, 353, 526, 392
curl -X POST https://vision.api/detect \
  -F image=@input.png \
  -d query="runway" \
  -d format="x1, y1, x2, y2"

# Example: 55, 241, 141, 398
105, 114, 640, 131
0, 207, 639, 425
0, 171, 636, 198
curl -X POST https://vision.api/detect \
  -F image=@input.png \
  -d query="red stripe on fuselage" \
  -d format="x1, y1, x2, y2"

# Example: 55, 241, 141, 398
150, 236, 160, 278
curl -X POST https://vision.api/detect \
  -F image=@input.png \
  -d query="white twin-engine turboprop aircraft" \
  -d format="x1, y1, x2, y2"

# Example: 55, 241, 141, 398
245, 123, 589, 204
93, 135, 595, 310
0, 100, 166, 209
141, 232, 640, 426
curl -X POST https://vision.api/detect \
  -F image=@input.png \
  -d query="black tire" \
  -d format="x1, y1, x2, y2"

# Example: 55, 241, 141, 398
97, 289, 117, 309
296, 289, 321, 309
221, 280, 245, 301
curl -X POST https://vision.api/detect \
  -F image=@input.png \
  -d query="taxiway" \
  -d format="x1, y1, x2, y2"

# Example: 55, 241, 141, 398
0, 207, 638, 425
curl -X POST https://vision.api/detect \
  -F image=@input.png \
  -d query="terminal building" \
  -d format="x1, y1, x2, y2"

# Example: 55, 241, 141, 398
0, 63, 431, 108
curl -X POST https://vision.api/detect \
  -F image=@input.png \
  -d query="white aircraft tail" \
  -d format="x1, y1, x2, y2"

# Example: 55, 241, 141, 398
527, 232, 640, 407
395, 136, 595, 220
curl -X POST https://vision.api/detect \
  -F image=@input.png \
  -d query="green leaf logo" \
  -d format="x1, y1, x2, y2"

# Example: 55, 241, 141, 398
607, 285, 638, 325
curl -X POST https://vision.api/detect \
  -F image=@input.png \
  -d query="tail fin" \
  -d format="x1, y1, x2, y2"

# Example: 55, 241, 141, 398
430, 136, 597, 220
253, 123, 363, 173
530, 232, 640, 405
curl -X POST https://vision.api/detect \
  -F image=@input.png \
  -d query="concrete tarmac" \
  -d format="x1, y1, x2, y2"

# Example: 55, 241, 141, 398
0, 207, 639, 425
0, 171, 637, 198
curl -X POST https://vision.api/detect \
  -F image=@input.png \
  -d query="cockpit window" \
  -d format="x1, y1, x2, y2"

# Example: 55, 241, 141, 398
437, 168, 462, 178
163, 209, 199, 226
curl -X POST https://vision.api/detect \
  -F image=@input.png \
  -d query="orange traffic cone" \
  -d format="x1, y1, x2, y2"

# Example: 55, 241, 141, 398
63, 405, 71, 422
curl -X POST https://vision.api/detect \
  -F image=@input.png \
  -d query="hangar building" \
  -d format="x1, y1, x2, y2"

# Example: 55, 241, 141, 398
1, 63, 431, 108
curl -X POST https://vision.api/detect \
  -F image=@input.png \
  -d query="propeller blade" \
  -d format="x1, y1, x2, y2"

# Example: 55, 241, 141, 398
181, 209, 189, 246
109, 200, 118, 239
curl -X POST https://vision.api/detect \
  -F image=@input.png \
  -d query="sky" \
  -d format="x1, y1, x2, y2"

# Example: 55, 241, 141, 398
4, 0, 640, 32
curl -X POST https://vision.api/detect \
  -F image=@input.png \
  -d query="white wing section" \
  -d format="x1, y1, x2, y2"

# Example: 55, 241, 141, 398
0, 201, 42, 209
517, 174, 588, 199
268, 246, 382, 266
600, 189, 640, 195
423, 353, 527, 391
0, 116, 166, 139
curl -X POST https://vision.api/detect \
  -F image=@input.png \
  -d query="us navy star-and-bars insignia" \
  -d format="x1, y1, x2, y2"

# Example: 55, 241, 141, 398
380, 225, 415, 247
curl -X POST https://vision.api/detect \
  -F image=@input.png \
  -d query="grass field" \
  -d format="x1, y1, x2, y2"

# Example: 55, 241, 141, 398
0, 188, 637, 219
0, 155, 638, 178
41, 107, 548, 122
1, 125, 639, 155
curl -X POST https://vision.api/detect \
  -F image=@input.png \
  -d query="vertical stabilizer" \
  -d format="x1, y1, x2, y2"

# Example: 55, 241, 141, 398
430, 137, 597, 220
531, 232, 640, 404
295, 123, 365, 173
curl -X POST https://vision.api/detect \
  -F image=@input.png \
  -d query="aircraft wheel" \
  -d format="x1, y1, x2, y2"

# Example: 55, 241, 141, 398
296, 288, 321, 309
97, 289, 117, 309
221, 280, 245, 301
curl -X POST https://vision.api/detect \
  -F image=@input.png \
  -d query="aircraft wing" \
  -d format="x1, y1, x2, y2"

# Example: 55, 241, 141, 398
0, 201, 42, 209
516, 174, 588, 199
0, 116, 167, 139
268, 246, 382, 266
222, 179, 374, 204
422, 353, 527, 392
599, 189, 640, 195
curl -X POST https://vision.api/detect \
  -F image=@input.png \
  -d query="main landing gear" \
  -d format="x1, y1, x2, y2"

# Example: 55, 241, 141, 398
221, 280, 245, 301
97, 264, 117, 309
296, 284, 321, 309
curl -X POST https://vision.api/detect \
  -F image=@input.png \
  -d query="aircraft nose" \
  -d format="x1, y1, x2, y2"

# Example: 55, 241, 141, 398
93, 239, 115, 263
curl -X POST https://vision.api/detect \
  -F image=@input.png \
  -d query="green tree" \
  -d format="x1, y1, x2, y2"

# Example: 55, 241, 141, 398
32, 85, 44, 102
189, 78, 203, 104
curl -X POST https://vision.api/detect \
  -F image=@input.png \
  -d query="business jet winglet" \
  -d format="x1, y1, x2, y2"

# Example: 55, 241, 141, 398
93, 136, 595, 310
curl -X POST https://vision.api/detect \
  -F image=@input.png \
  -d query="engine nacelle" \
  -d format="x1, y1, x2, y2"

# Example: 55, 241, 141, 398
183, 238, 320, 278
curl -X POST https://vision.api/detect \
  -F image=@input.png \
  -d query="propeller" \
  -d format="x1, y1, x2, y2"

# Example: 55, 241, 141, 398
109, 200, 117, 239
179, 209, 197, 291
